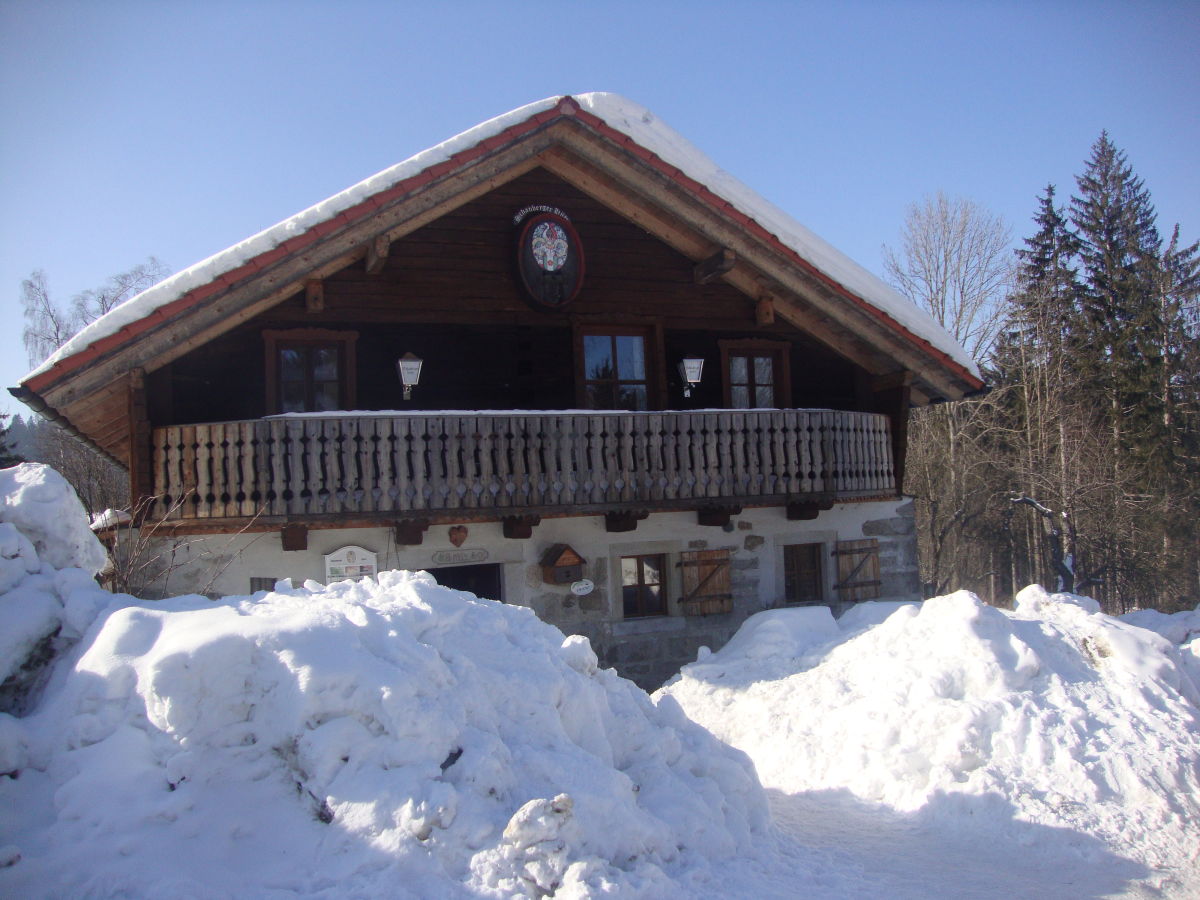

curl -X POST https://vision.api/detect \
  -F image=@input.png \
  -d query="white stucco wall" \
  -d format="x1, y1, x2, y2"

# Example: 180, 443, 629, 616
123, 498, 918, 687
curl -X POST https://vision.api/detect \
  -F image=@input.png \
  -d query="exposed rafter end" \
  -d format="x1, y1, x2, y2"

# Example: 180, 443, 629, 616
394, 518, 430, 546
786, 495, 835, 521
305, 279, 325, 313
756, 295, 775, 326
693, 248, 736, 284
697, 505, 742, 527
366, 234, 391, 275
605, 510, 648, 533
502, 515, 541, 539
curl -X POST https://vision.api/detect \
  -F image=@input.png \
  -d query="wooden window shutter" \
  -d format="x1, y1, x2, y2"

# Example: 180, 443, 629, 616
833, 539, 882, 602
678, 549, 733, 615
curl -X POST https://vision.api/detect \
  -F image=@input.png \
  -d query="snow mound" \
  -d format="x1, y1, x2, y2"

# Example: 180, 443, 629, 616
2, 572, 771, 897
1, 464, 107, 575
1120, 604, 1200, 646
1, 464, 113, 701
659, 589, 1200, 889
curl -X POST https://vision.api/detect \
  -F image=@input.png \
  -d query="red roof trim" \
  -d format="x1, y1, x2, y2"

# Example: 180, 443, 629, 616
26, 94, 980, 395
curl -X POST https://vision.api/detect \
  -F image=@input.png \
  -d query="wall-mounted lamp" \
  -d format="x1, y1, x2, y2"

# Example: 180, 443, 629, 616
678, 357, 704, 398
397, 352, 423, 401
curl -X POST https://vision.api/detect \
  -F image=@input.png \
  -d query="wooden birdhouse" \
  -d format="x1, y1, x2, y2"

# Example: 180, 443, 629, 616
540, 543, 585, 585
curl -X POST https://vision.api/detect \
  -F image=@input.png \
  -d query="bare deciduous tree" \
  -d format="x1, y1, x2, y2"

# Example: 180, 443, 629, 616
884, 193, 1013, 600
884, 192, 1013, 361
19, 259, 169, 518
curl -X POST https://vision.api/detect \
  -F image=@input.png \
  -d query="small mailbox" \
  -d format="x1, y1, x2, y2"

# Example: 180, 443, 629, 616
540, 544, 585, 585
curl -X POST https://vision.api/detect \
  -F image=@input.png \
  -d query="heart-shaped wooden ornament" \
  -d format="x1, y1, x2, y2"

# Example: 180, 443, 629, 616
448, 525, 468, 547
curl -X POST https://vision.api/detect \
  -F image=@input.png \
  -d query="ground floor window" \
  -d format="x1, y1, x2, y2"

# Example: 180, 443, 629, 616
621, 553, 667, 618
783, 542, 824, 604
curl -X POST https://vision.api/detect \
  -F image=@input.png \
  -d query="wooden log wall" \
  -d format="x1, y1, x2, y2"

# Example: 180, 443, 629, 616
150, 410, 894, 521
148, 167, 868, 425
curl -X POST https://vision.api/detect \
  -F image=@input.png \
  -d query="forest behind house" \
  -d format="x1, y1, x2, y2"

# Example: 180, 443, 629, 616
894, 133, 1199, 613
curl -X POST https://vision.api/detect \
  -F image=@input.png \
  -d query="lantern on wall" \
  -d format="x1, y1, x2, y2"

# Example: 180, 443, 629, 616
396, 353, 423, 400
678, 357, 704, 398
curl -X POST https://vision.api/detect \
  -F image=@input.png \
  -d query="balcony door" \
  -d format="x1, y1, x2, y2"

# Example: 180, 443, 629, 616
578, 328, 658, 410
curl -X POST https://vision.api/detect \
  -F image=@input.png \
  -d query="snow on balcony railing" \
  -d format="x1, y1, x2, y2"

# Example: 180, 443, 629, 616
150, 409, 894, 521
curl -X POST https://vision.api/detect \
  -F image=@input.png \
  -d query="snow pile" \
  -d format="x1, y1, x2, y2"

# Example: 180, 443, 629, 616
1, 576, 771, 897
1, 464, 113, 710
659, 586, 1200, 890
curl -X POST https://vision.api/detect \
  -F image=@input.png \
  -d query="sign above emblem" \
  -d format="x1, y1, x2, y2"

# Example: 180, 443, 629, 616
515, 209, 584, 310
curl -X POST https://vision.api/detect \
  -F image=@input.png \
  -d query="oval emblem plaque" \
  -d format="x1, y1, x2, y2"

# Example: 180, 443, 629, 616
516, 211, 584, 310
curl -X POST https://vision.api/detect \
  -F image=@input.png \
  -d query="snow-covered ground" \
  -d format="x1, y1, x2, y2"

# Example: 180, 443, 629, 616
2, 463, 1198, 897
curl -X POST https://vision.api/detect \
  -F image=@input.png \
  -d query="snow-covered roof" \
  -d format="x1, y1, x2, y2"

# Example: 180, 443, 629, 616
23, 93, 980, 386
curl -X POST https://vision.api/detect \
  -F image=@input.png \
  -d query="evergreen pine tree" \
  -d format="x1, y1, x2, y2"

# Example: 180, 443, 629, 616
0, 414, 23, 468
1069, 132, 1165, 460
995, 185, 1083, 373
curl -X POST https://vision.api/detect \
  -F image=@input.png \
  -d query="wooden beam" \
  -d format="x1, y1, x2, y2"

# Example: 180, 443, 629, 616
305, 279, 325, 313
870, 370, 914, 392
502, 515, 540, 539
787, 494, 835, 520
365, 234, 390, 274
697, 505, 742, 527
127, 368, 153, 521
394, 518, 430, 546
604, 510, 648, 533
756, 295, 775, 326
693, 248, 736, 284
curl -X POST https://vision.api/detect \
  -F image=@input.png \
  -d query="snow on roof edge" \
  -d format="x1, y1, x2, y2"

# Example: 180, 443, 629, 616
23, 92, 979, 384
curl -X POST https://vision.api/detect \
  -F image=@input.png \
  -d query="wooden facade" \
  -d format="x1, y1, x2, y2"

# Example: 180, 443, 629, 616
14, 96, 981, 539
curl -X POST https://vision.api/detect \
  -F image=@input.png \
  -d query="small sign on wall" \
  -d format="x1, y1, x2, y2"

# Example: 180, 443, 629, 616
325, 545, 378, 583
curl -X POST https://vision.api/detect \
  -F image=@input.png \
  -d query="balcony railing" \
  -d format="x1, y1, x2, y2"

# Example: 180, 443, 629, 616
150, 409, 895, 521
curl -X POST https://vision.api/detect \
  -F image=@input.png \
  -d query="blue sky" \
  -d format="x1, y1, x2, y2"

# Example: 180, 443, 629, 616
2, 0, 1197, 421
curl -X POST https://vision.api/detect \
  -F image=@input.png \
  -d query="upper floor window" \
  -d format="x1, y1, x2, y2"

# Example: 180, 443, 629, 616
720, 340, 791, 408
582, 331, 650, 410
264, 329, 357, 414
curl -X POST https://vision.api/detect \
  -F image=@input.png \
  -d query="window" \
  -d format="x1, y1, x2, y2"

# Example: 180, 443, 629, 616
622, 553, 667, 618
783, 543, 824, 604
719, 340, 791, 408
249, 577, 278, 593
263, 329, 357, 414
279, 343, 341, 412
582, 331, 650, 410
729, 353, 776, 407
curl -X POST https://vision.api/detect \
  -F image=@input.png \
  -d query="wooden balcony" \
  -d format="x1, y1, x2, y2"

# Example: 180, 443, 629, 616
149, 409, 895, 522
